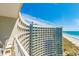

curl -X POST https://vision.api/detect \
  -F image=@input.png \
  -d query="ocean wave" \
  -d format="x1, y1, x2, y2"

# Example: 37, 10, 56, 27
63, 33, 79, 40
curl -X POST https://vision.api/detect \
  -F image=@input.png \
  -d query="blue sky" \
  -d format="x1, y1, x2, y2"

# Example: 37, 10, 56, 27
20, 3, 79, 31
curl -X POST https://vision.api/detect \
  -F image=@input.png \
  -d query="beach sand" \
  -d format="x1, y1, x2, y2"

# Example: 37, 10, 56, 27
64, 34, 79, 47
64, 35, 79, 56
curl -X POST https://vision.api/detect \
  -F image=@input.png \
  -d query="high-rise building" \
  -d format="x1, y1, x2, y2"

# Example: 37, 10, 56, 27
30, 23, 63, 56
4, 12, 63, 56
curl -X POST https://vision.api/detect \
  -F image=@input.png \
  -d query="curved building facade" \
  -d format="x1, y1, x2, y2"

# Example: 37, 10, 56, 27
30, 24, 63, 56
4, 12, 63, 56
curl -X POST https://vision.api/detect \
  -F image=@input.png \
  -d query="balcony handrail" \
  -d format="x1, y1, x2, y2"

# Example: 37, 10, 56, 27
14, 37, 29, 56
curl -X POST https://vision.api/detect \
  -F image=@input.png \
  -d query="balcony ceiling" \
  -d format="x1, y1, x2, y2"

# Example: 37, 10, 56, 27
0, 3, 22, 18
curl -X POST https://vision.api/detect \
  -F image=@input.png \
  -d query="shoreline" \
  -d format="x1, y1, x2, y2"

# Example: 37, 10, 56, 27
63, 33, 79, 47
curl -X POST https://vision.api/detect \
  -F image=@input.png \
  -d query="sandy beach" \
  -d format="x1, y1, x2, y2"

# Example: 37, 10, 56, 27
63, 34, 79, 47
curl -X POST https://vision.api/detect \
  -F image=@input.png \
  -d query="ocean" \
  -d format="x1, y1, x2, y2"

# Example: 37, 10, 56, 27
63, 31, 79, 39
64, 31, 79, 36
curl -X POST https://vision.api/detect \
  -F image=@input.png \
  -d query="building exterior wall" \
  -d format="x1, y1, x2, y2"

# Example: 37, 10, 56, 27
30, 24, 63, 56
15, 17, 30, 54
4, 16, 30, 56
